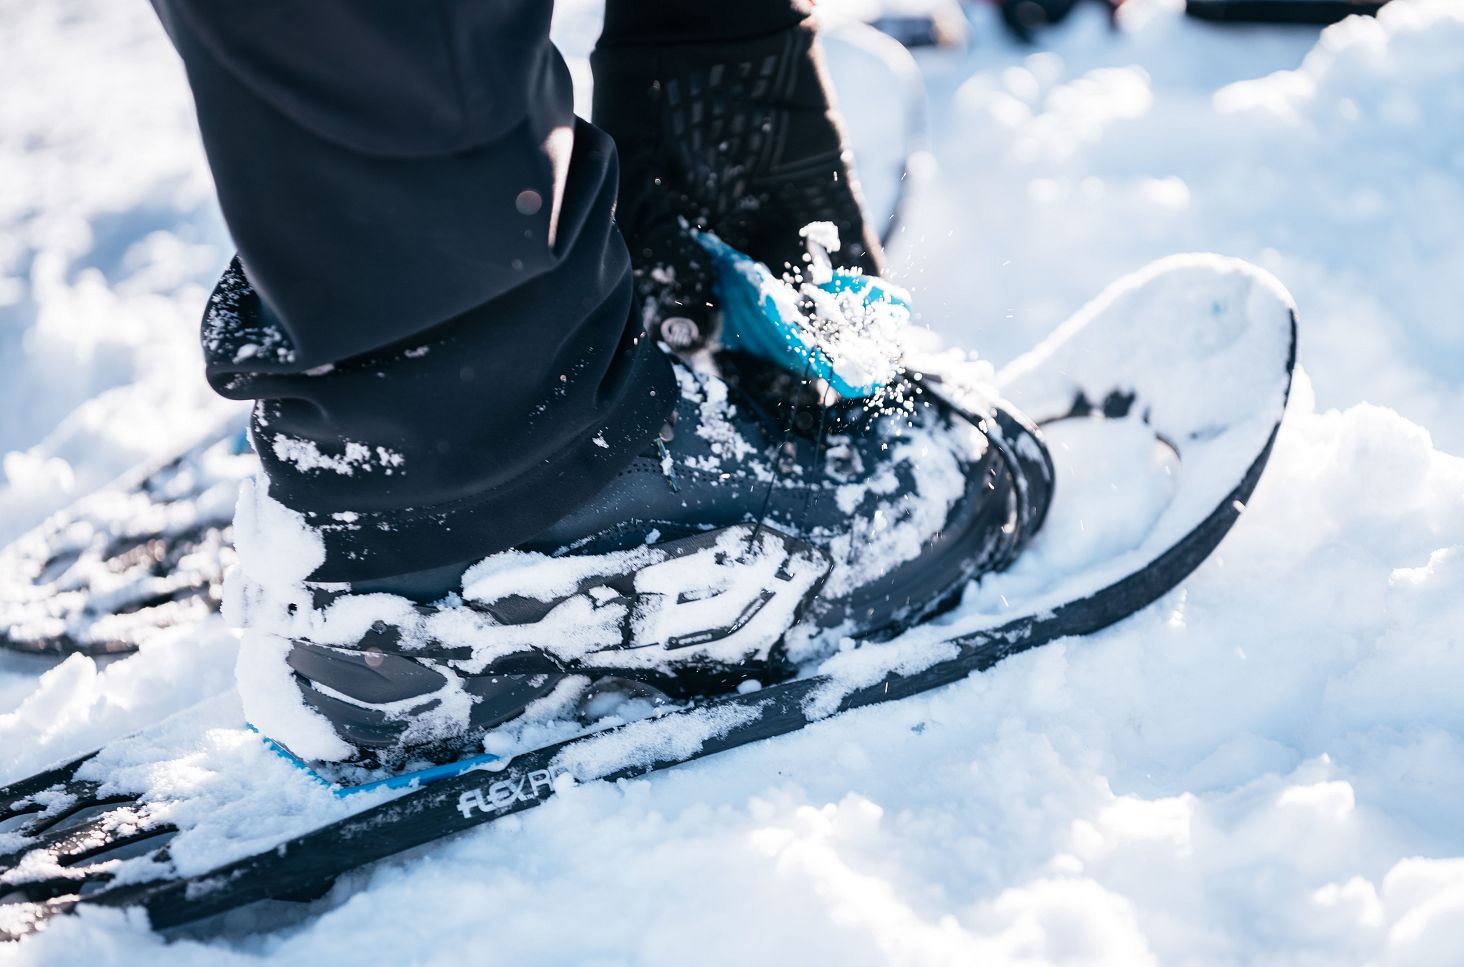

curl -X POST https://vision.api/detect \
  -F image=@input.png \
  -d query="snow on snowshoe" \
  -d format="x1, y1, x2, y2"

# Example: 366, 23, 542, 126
0, 254, 1294, 941
907, 252, 1296, 637
0, 420, 253, 656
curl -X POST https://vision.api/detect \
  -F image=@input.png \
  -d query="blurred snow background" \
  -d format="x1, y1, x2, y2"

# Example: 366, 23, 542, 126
2, 0, 1462, 963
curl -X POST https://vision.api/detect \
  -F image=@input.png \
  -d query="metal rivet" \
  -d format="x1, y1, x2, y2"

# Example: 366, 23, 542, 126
659, 316, 701, 350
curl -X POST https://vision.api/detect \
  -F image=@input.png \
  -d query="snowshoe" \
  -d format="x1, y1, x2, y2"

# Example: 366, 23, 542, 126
0, 420, 253, 656
0, 254, 1295, 940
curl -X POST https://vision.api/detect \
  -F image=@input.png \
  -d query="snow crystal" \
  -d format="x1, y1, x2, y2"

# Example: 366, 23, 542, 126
270, 435, 405, 477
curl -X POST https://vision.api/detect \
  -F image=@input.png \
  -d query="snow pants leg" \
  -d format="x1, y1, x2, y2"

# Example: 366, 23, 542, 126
149, 0, 676, 582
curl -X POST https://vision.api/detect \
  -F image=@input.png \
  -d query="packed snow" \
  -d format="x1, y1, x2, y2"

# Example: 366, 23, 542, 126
3, 0, 1463, 963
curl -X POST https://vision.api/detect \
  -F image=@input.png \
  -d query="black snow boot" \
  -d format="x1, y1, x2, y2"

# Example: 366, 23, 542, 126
232, 354, 1052, 766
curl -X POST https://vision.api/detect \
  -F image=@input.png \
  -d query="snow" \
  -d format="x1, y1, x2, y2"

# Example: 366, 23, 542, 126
267, 436, 405, 478
697, 224, 916, 397
234, 635, 353, 765
229, 476, 325, 588
231, 515, 832, 760
0, 1, 238, 549
3, 0, 1464, 962
892, 0, 1464, 454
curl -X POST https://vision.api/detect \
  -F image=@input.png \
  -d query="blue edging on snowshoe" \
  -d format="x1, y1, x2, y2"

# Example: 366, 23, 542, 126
250, 725, 503, 798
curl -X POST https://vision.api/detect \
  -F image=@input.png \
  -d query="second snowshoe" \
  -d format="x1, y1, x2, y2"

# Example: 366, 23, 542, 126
0, 421, 253, 656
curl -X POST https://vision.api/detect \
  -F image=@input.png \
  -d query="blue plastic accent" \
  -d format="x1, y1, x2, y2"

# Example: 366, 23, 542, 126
693, 232, 911, 398
248, 724, 502, 798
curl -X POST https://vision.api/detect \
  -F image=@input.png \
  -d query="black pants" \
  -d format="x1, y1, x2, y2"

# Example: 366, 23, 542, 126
149, 0, 799, 584
154, 0, 813, 583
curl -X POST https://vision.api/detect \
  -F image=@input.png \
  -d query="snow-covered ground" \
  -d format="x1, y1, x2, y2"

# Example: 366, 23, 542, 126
2, 0, 1462, 963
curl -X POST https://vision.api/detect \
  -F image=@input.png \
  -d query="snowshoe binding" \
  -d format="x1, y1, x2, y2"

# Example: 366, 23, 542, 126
235, 342, 1052, 770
